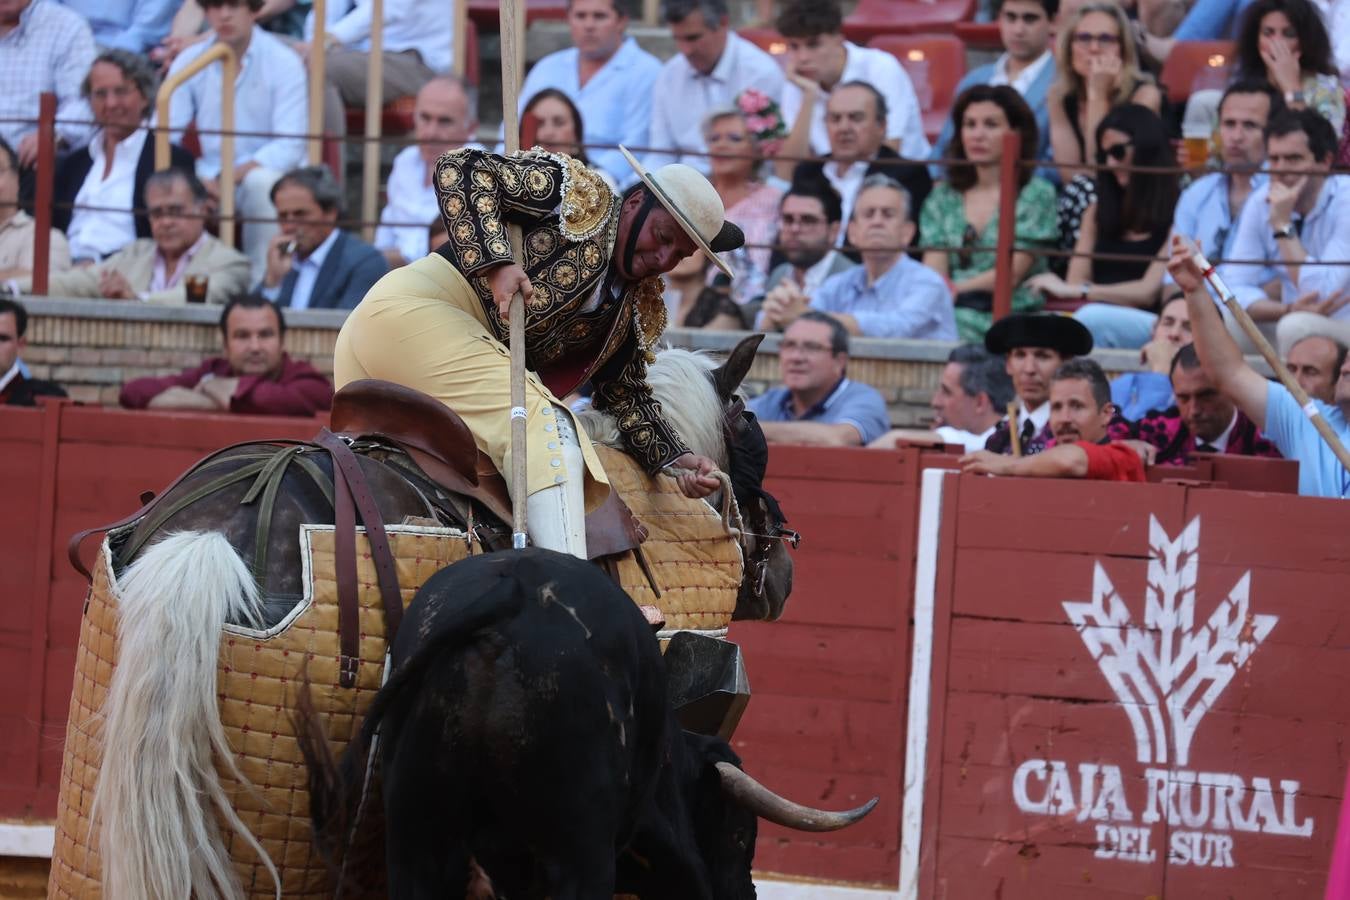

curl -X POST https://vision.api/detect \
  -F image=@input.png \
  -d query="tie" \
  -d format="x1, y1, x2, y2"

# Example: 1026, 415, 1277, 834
1019, 418, 1036, 449
1196, 442, 1219, 453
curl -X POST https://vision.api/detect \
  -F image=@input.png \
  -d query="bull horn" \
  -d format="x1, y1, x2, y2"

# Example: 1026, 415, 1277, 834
715, 762, 878, 832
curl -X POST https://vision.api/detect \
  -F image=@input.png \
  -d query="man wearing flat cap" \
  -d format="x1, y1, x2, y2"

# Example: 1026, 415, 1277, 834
334, 145, 745, 558
982, 313, 1094, 456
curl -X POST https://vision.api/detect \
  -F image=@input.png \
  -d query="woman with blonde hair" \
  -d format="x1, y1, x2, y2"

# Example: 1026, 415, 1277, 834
1049, 1, 1162, 259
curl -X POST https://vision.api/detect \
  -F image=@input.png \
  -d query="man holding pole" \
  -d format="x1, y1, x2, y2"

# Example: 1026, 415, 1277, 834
1170, 233, 1350, 498
334, 145, 744, 556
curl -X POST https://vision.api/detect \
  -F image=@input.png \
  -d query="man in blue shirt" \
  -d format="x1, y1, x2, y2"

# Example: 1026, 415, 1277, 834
809, 174, 956, 340
749, 311, 891, 446
516, 0, 662, 188
1172, 233, 1350, 498
931, 0, 1057, 173
1076, 79, 1279, 349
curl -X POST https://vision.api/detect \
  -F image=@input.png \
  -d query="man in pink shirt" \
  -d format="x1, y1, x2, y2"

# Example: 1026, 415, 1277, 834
119, 294, 332, 415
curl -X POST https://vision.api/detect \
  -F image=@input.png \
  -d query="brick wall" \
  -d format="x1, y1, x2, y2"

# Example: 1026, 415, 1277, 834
20, 297, 1156, 425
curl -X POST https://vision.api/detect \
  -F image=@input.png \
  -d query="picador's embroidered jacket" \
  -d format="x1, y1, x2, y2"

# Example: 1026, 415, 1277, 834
433, 147, 688, 473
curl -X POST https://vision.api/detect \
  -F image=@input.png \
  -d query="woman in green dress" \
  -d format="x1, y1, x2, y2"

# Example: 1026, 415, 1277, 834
920, 85, 1059, 341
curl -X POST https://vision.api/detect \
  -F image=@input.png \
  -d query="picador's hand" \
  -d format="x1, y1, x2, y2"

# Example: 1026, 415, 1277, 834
488, 262, 535, 320
667, 452, 720, 499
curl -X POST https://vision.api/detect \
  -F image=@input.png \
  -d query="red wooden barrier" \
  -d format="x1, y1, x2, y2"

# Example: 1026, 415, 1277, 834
907, 470, 1349, 898
3, 402, 1334, 894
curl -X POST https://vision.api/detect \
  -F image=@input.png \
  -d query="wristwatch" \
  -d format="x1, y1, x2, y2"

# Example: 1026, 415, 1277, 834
1284, 90, 1306, 105
1272, 223, 1297, 240
1080, 282, 1092, 301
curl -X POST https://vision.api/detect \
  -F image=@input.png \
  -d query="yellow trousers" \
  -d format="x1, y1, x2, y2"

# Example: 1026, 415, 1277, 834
333, 254, 611, 512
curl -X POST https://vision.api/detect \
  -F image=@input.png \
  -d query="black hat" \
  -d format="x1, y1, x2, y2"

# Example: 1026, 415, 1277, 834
984, 313, 1094, 358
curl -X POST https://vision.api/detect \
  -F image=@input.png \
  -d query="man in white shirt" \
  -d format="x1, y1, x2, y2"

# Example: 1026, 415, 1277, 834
774, 0, 929, 163
0, 0, 96, 168
374, 76, 477, 268
57, 50, 196, 263
297, 0, 453, 138
167, 0, 308, 280
644, 0, 783, 172
1220, 108, 1350, 354
258, 166, 387, 310
868, 344, 1014, 451
516, 0, 662, 187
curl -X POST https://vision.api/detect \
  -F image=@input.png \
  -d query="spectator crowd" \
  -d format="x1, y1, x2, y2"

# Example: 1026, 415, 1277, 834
4, 0, 1350, 497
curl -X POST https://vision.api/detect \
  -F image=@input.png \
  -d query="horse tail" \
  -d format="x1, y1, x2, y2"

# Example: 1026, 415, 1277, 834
93, 530, 279, 900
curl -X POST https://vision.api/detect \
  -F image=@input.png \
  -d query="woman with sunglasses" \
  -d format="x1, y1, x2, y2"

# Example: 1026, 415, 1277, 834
1049, 2, 1162, 267
920, 85, 1059, 341
1027, 104, 1179, 346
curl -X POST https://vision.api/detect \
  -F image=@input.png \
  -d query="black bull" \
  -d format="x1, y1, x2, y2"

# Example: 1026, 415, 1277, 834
299, 549, 875, 899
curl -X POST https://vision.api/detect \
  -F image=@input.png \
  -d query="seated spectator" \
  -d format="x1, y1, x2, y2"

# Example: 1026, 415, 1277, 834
1172, 234, 1350, 497
516, 0, 662, 188
0, 0, 96, 179
374, 76, 478, 269
1220, 109, 1350, 352
1135, 343, 1282, 463
645, 0, 784, 172
660, 254, 745, 329
1111, 293, 1191, 419
523, 88, 594, 167
162, 0, 306, 64
120, 293, 333, 414
259, 166, 387, 310
300, 0, 454, 139
983, 311, 1095, 455
56, 51, 196, 264
755, 179, 856, 331
1030, 105, 1178, 346
932, 0, 1058, 170
24, 168, 250, 303
167, 0, 307, 279
1049, 2, 1162, 260
0, 297, 66, 405
774, 0, 930, 164
962, 357, 1151, 481
809, 175, 956, 340
57, 0, 176, 52
0, 137, 71, 280
922, 86, 1058, 341
702, 106, 782, 302
870, 344, 1014, 451
748, 311, 891, 446
1285, 333, 1346, 402
783, 81, 933, 240
1183, 0, 1345, 150
1076, 81, 1280, 350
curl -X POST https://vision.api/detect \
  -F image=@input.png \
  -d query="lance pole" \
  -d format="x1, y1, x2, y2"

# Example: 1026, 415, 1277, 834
500, 0, 529, 548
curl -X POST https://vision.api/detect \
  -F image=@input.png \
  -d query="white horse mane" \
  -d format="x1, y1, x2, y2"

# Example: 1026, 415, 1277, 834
576, 346, 728, 468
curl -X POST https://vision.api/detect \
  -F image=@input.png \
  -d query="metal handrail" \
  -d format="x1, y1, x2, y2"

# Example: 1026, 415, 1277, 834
154, 42, 239, 247
360, 0, 384, 243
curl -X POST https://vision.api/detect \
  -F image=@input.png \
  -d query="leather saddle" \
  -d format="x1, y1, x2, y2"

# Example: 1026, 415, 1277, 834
330, 379, 645, 560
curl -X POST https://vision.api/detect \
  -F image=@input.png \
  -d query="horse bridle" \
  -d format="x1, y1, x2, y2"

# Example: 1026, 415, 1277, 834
721, 397, 800, 599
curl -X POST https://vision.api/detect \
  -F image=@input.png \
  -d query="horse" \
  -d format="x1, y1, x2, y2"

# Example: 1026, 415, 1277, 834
79, 334, 794, 899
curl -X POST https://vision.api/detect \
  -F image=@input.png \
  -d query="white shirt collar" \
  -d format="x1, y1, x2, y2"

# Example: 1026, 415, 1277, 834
1201, 410, 1240, 453
990, 50, 1053, 93
0, 358, 21, 394
88, 126, 148, 167
701, 32, 741, 84
298, 228, 340, 271
1020, 400, 1051, 431
798, 249, 843, 294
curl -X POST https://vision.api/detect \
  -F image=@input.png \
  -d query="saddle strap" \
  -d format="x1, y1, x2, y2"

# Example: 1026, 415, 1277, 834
316, 429, 405, 688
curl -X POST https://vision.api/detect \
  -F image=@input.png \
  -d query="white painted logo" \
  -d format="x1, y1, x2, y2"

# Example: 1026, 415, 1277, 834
1011, 516, 1313, 869
1062, 516, 1276, 767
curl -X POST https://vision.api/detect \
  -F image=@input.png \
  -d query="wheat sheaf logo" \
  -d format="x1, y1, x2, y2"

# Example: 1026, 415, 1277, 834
1062, 516, 1276, 767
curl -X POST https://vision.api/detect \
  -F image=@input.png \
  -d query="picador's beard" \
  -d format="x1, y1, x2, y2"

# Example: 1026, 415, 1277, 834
620, 190, 659, 278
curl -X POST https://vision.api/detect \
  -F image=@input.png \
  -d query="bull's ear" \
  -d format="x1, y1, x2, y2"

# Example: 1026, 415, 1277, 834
713, 334, 765, 403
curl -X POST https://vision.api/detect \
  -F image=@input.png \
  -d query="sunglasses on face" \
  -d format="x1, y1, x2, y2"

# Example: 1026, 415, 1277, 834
780, 213, 825, 229
1097, 142, 1132, 164
1001, 11, 1045, 23
1072, 31, 1121, 47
